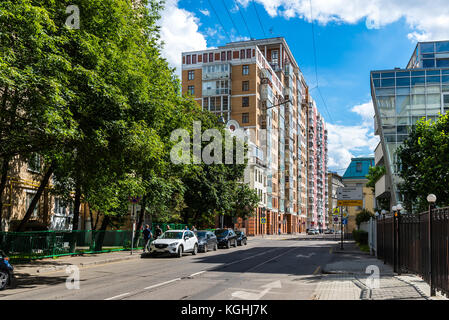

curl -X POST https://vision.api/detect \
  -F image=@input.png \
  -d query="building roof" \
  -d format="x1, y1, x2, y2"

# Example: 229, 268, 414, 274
342, 157, 374, 180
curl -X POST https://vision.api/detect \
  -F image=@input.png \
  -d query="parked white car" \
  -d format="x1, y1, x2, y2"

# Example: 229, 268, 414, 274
149, 230, 198, 258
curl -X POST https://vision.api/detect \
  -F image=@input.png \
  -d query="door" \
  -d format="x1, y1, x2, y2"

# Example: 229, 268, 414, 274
183, 231, 192, 251
188, 231, 196, 251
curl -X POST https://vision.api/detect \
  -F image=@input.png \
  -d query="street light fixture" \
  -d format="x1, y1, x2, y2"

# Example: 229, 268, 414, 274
427, 193, 436, 296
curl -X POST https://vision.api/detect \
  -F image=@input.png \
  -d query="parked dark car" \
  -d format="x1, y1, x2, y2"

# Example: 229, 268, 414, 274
195, 231, 218, 252
0, 250, 14, 290
235, 230, 247, 246
214, 229, 237, 249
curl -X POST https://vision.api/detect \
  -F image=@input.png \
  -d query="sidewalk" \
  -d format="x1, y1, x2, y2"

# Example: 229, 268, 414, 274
313, 241, 448, 300
13, 250, 142, 275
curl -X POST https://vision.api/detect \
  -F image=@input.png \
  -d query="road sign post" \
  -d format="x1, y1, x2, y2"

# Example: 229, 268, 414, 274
129, 196, 141, 255
337, 187, 363, 250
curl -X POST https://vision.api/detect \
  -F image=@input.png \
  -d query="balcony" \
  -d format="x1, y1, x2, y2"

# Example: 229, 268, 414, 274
375, 142, 384, 166
375, 174, 390, 199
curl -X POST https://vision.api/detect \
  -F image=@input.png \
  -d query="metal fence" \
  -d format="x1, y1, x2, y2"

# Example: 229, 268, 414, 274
376, 207, 449, 297
0, 230, 145, 262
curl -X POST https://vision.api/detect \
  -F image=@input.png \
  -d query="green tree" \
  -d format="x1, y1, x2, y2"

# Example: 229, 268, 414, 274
355, 209, 374, 228
397, 113, 449, 213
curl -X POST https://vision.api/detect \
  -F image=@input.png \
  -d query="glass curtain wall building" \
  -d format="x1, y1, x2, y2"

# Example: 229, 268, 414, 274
371, 40, 449, 209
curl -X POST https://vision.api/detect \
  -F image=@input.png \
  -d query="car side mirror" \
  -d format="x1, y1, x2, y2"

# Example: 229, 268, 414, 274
184, 236, 189, 240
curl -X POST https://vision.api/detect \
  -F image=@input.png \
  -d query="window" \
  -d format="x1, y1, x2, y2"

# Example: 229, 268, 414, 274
28, 153, 41, 173
192, 54, 197, 64
209, 52, 214, 62
242, 97, 249, 107
356, 162, 362, 173
221, 51, 226, 61
203, 97, 209, 110
222, 96, 228, 111
203, 53, 208, 63
26, 192, 39, 218
227, 51, 232, 61
242, 81, 249, 91
54, 198, 67, 216
246, 49, 251, 59
186, 55, 191, 64
242, 65, 249, 75
271, 50, 278, 61
242, 113, 249, 123
188, 70, 194, 80
188, 86, 194, 95
240, 49, 245, 59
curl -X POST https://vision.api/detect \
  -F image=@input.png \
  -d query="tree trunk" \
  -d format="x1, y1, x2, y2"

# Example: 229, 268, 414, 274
72, 185, 81, 230
69, 185, 82, 252
16, 161, 55, 232
0, 157, 10, 231
134, 195, 147, 247
94, 214, 110, 251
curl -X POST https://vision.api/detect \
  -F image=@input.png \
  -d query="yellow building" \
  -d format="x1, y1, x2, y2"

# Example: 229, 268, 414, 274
341, 157, 375, 233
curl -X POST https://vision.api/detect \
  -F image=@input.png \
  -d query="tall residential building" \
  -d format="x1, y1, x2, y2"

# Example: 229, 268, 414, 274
181, 37, 325, 235
371, 40, 449, 209
328, 172, 344, 229
342, 157, 375, 232
307, 98, 328, 231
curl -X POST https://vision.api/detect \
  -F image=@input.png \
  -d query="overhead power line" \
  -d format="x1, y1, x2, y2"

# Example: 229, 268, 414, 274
251, 0, 266, 38
308, 0, 334, 124
234, 0, 253, 40
221, 0, 243, 39
208, 0, 232, 42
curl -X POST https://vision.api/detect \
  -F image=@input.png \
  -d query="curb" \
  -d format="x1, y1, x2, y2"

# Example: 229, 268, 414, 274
34, 254, 141, 274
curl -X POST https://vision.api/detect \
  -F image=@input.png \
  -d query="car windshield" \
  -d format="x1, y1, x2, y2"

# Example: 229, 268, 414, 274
196, 231, 207, 239
214, 229, 228, 236
160, 231, 183, 239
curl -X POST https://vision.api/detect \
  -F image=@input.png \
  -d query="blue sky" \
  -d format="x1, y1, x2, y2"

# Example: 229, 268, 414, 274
157, 0, 449, 175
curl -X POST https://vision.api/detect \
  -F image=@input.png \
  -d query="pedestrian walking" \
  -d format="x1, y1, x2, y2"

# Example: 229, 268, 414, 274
184, 225, 189, 231
191, 225, 197, 232
142, 225, 153, 253
155, 225, 163, 240
278, 227, 281, 235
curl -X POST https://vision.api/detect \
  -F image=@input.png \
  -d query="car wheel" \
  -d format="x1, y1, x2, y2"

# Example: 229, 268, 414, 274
0, 271, 9, 290
213, 243, 218, 251
192, 244, 198, 255
177, 246, 183, 258
243, 239, 247, 245
204, 244, 208, 253
226, 240, 230, 249
233, 240, 237, 247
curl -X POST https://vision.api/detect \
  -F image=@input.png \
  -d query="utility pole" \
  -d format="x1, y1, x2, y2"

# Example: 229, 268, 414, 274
340, 206, 344, 250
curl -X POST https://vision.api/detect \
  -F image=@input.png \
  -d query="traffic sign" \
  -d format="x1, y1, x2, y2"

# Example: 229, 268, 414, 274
333, 216, 339, 222
337, 187, 363, 207
342, 218, 348, 225
337, 200, 363, 206
343, 212, 348, 218
260, 218, 267, 224
129, 196, 141, 204
333, 208, 340, 215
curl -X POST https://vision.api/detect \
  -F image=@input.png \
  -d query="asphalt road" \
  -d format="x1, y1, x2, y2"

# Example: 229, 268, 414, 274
0, 235, 339, 300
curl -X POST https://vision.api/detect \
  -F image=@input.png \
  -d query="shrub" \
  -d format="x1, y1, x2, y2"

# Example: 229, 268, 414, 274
355, 209, 374, 228
352, 230, 368, 245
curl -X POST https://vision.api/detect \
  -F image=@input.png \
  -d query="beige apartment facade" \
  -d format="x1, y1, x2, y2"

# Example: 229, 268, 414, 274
181, 37, 322, 235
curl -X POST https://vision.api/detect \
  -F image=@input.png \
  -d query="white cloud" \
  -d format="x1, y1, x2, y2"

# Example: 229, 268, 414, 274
199, 9, 210, 16
327, 101, 379, 171
237, 0, 449, 41
158, 0, 208, 76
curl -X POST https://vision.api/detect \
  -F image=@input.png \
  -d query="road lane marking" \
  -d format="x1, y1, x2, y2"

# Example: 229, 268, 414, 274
190, 271, 206, 277
313, 266, 321, 275
104, 292, 131, 300
144, 278, 181, 290
244, 247, 298, 273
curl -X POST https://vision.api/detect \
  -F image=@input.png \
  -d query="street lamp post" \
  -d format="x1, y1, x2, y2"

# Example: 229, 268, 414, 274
381, 209, 387, 264
396, 203, 403, 275
427, 194, 437, 296
392, 205, 397, 272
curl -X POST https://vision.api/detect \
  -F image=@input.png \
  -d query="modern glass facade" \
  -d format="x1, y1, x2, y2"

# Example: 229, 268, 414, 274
371, 40, 449, 206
